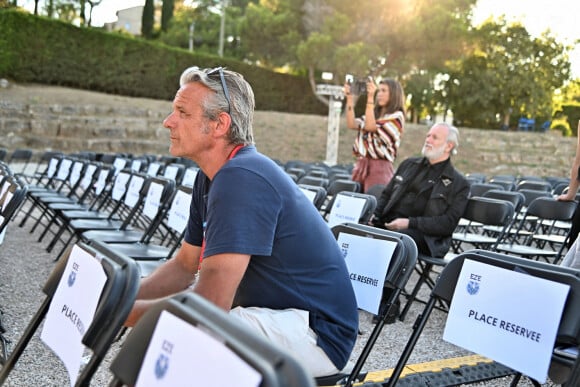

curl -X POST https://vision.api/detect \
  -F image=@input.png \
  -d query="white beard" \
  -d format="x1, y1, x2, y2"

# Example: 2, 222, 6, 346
422, 143, 446, 161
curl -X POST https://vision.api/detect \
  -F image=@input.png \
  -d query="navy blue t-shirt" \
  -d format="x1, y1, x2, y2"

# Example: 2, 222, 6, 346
184, 146, 358, 369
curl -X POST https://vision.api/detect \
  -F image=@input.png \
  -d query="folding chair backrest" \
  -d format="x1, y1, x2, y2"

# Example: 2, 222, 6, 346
329, 222, 417, 386
108, 292, 315, 387
482, 189, 525, 214
0, 241, 139, 386
181, 166, 199, 187
433, 250, 580, 344
298, 175, 329, 188
326, 191, 377, 226
146, 161, 163, 177
327, 179, 360, 196
469, 182, 504, 197
165, 185, 193, 234
389, 249, 580, 387
462, 196, 515, 226
112, 157, 128, 176
525, 197, 577, 221
517, 179, 552, 192
519, 188, 551, 208
0, 176, 27, 236
298, 184, 327, 210
163, 163, 186, 185
7, 148, 33, 172
331, 222, 418, 293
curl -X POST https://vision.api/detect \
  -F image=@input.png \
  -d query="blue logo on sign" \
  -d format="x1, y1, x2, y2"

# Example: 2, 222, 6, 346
466, 280, 479, 295
67, 271, 76, 287
155, 353, 169, 379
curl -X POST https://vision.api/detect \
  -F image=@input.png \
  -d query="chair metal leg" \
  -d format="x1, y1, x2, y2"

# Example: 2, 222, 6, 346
399, 263, 433, 321
343, 288, 403, 387
0, 297, 51, 384
386, 297, 437, 387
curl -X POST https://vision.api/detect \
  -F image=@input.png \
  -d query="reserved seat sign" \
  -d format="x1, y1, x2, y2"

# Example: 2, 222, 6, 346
443, 259, 570, 383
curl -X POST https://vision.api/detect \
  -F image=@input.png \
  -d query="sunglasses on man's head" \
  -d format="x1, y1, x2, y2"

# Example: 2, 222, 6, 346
205, 67, 231, 114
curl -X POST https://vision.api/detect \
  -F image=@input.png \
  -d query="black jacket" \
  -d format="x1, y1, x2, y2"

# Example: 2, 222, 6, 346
373, 157, 470, 257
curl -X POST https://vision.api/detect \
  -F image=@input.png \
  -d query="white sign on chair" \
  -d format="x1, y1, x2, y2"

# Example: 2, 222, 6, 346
136, 311, 262, 387
443, 259, 570, 383
327, 194, 366, 228
40, 245, 107, 387
337, 232, 396, 314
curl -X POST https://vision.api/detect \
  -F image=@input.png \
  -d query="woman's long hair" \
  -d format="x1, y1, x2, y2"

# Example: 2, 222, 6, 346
375, 78, 406, 117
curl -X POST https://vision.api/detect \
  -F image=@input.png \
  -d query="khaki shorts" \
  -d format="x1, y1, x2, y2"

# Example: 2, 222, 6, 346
229, 306, 340, 377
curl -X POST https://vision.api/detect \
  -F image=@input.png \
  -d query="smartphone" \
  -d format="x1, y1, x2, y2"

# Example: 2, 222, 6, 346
345, 74, 354, 84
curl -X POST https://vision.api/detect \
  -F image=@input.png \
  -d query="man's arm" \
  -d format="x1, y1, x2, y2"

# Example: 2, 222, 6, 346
193, 253, 251, 311
125, 241, 201, 326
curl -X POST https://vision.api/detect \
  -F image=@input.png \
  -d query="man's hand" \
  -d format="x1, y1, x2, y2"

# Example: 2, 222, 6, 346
384, 218, 409, 231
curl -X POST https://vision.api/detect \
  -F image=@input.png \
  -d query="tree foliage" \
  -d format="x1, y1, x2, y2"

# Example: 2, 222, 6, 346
142, 0, 155, 38
161, 0, 174, 32
442, 19, 572, 129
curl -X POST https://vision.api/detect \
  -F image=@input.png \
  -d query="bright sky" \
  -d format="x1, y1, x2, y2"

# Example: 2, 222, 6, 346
22, 0, 580, 78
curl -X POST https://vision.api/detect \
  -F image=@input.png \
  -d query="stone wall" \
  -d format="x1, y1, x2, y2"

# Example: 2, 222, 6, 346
0, 97, 577, 179
0, 101, 170, 155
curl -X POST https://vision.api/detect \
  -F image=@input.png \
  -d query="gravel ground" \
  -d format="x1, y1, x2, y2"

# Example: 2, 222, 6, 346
0, 195, 559, 386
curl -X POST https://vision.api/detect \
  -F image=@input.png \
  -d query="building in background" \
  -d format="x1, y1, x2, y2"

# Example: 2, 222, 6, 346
104, 6, 143, 36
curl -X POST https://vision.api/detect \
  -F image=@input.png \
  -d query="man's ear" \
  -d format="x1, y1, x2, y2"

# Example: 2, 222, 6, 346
213, 111, 232, 138
446, 141, 455, 155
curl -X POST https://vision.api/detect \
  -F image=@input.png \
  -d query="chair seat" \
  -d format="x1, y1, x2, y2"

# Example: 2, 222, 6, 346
496, 244, 558, 257
61, 210, 114, 220
452, 232, 497, 246
105, 243, 171, 260
83, 230, 145, 244
69, 219, 125, 231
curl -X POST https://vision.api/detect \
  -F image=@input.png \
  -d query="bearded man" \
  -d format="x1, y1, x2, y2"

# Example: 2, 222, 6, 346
371, 122, 470, 258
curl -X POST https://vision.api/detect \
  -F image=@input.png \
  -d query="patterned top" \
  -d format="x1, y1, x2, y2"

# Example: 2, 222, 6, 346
353, 110, 405, 162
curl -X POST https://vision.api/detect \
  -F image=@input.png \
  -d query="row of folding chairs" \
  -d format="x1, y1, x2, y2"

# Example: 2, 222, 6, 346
3, 195, 580, 387
15, 154, 194, 278
400, 190, 577, 322
467, 173, 570, 194
0, 240, 313, 386
330, 223, 580, 387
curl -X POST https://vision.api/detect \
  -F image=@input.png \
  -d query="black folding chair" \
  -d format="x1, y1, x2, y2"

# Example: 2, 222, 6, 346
387, 249, 580, 387
316, 223, 417, 387
88, 185, 193, 277
400, 197, 515, 321
0, 175, 28, 239
496, 197, 577, 263
108, 292, 315, 387
298, 184, 327, 210
324, 191, 377, 226
0, 241, 139, 386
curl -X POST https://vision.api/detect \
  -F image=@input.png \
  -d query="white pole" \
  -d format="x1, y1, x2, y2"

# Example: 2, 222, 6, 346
189, 22, 195, 52
218, 0, 226, 57
325, 95, 342, 166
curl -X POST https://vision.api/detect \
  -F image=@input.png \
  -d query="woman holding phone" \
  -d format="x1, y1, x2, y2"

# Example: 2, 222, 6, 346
344, 76, 406, 192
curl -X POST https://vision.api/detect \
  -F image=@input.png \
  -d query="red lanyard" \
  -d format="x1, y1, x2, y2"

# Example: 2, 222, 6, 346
199, 145, 245, 268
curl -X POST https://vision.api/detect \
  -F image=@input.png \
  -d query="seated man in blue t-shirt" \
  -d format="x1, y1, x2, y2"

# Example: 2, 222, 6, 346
125, 66, 358, 377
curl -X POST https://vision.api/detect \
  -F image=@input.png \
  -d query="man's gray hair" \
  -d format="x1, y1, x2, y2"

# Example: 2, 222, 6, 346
179, 66, 255, 145
433, 122, 459, 155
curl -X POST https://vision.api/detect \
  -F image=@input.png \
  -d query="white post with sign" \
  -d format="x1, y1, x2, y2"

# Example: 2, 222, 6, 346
316, 84, 345, 166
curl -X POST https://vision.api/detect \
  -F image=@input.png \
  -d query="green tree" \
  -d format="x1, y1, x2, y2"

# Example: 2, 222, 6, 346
159, 1, 244, 58
293, 0, 475, 104
442, 19, 572, 129
239, 0, 304, 68
161, 0, 174, 32
142, 0, 155, 38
